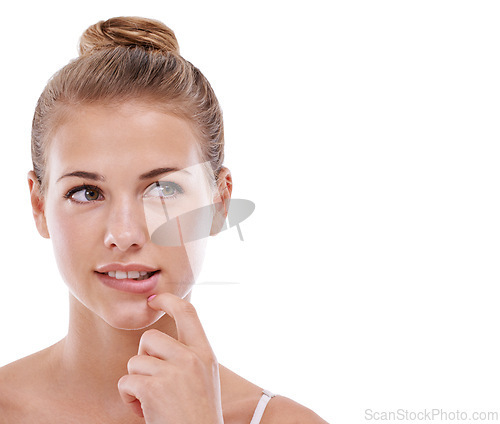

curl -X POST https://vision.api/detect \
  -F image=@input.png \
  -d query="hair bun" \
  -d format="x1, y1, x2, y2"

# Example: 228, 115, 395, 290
79, 16, 180, 56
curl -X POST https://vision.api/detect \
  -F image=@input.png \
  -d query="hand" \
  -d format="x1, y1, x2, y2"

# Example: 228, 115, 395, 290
117, 293, 224, 424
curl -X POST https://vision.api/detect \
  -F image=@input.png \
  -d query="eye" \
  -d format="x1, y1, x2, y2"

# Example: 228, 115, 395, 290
144, 181, 184, 200
64, 185, 103, 203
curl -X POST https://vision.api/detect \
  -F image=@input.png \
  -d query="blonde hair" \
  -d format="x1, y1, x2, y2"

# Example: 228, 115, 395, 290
31, 16, 224, 194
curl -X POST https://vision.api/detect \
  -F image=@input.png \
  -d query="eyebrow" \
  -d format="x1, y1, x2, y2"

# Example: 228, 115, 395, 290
57, 171, 105, 182
56, 167, 191, 183
139, 167, 191, 180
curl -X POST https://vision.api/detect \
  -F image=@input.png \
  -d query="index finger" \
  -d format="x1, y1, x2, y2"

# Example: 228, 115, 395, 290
147, 292, 210, 349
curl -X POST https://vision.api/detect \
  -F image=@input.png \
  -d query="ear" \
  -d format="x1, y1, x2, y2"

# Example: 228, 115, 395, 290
27, 171, 50, 239
210, 166, 232, 236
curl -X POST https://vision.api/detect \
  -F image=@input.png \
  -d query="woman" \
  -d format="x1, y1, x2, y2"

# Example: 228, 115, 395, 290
0, 16, 328, 423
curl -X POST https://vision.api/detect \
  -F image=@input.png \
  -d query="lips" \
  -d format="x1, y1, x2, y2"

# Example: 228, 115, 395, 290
95, 263, 159, 273
102, 270, 155, 280
95, 265, 160, 294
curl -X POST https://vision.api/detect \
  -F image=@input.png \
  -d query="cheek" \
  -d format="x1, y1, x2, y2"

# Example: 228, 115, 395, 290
184, 237, 209, 280
146, 191, 215, 247
154, 238, 208, 298
46, 206, 99, 280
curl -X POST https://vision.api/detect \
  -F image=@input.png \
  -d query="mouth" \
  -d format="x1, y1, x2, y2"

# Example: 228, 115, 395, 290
97, 270, 159, 281
95, 270, 160, 294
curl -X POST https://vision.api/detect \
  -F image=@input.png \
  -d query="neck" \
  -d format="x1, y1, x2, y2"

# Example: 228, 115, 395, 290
55, 293, 186, 401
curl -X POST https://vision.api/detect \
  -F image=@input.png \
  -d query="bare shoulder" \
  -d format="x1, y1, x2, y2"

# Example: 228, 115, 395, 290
262, 395, 329, 424
218, 364, 328, 424
0, 345, 54, 387
0, 357, 33, 421
0, 346, 58, 422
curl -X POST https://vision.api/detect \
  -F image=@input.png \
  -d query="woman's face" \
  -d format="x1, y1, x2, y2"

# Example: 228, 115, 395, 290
31, 101, 227, 330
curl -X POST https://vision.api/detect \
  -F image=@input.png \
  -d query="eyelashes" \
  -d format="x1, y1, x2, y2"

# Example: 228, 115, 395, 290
144, 181, 184, 200
63, 181, 184, 204
64, 184, 103, 203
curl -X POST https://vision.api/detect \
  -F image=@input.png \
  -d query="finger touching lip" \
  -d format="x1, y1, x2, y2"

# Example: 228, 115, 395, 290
147, 292, 210, 347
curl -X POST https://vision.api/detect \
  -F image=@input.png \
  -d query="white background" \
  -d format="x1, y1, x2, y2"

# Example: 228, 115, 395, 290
1, 1, 500, 422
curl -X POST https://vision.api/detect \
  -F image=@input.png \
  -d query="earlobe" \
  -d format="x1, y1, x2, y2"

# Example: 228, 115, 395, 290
210, 167, 232, 236
27, 171, 50, 239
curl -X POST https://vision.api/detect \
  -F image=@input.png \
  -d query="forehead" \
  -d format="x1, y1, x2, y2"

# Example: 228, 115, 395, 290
47, 101, 203, 181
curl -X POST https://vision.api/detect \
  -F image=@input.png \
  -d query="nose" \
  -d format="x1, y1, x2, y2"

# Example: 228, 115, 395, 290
104, 197, 148, 251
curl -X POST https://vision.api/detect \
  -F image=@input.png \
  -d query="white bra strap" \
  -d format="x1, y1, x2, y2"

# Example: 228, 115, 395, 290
249, 389, 276, 424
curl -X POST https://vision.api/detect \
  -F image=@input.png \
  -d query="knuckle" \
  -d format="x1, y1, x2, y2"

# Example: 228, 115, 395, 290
206, 351, 219, 373
199, 346, 217, 365
207, 350, 218, 367
183, 350, 202, 368
145, 377, 162, 392
127, 355, 141, 373
210, 360, 220, 378
144, 328, 162, 337
117, 374, 130, 390
177, 300, 198, 317
142, 328, 161, 342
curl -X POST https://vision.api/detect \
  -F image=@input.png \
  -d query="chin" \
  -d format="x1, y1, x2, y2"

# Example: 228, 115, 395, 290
101, 300, 164, 331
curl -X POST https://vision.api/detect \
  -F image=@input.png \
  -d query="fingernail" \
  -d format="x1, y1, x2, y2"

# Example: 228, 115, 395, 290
147, 294, 157, 301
